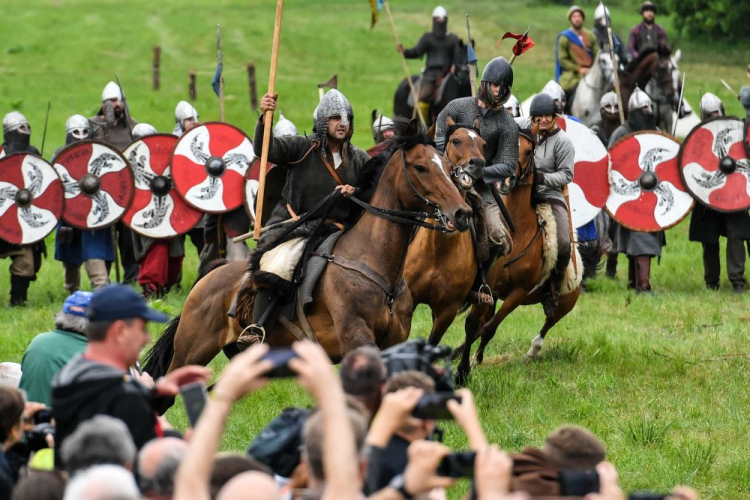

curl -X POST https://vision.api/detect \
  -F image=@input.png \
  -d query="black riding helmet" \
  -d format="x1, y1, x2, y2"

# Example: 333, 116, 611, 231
479, 57, 513, 107
529, 93, 557, 117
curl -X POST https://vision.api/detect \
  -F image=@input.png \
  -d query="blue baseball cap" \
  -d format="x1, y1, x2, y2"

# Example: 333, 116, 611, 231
87, 284, 169, 323
63, 291, 93, 318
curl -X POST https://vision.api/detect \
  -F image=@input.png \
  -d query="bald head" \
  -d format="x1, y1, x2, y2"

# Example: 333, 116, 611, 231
217, 471, 278, 500
138, 437, 189, 498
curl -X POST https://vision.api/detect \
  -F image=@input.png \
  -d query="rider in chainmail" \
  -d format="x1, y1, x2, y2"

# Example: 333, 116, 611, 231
435, 56, 517, 302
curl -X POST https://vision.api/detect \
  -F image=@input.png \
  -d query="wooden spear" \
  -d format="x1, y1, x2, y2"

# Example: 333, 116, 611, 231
465, 14, 477, 97
382, 0, 426, 126
253, 0, 284, 240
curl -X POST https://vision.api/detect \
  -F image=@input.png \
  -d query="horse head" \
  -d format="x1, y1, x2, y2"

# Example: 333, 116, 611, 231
500, 128, 536, 195
383, 119, 473, 232
442, 117, 486, 191
597, 51, 615, 87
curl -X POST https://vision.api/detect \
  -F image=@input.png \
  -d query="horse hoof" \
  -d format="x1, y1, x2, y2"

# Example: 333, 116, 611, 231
450, 345, 465, 360
473, 351, 485, 366
455, 370, 470, 387
525, 336, 544, 359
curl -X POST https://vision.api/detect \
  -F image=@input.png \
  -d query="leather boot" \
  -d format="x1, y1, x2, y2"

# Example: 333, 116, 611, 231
635, 256, 653, 294
10, 275, 30, 307
605, 254, 618, 279
542, 273, 562, 316
627, 257, 636, 290
141, 283, 161, 300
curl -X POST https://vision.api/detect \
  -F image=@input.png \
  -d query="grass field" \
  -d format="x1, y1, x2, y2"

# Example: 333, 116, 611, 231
1, 1, 750, 498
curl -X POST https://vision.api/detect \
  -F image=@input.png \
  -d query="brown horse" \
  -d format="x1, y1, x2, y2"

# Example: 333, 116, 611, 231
454, 130, 581, 383
404, 120, 486, 346
144, 124, 472, 378
619, 47, 675, 117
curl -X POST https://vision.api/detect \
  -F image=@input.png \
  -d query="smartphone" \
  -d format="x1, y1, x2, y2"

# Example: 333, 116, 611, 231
558, 469, 600, 496
437, 451, 476, 478
411, 392, 461, 420
33, 408, 53, 425
261, 348, 300, 378
180, 381, 208, 427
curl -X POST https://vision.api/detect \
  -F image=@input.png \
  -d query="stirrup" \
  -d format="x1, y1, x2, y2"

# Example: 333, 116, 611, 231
237, 324, 266, 350
478, 283, 494, 304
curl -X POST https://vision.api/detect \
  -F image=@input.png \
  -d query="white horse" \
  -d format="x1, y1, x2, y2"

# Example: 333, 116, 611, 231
570, 51, 615, 127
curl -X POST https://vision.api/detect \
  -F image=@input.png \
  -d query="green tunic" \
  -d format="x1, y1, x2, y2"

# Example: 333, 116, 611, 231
557, 28, 599, 91
20, 329, 88, 406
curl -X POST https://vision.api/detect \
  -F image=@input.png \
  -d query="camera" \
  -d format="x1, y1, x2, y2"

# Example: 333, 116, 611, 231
261, 349, 300, 378
437, 451, 476, 478
380, 339, 454, 391
558, 469, 600, 496
411, 393, 462, 420
26, 422, 54, 452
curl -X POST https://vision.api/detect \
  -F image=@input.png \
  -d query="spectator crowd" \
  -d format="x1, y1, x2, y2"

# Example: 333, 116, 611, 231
0, 285, 701, 500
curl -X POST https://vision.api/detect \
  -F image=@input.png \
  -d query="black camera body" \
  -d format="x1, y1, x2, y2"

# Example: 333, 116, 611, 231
380, 339, 454, 391
26, 422, 54, 452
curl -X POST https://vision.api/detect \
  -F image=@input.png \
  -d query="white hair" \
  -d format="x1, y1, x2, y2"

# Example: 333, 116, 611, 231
0, 363, 22, 388
63, 465, 140, 500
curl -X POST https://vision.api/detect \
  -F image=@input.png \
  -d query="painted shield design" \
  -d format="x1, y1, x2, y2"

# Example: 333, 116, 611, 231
172, 122, 255, 213
0, 153, 64, 245
122, 135, 203, 239
243, 158, 277, 223
679, 117, 750, 213
557, 116, 610, 228
53, 140, 134, 229
606, 131, 693, 232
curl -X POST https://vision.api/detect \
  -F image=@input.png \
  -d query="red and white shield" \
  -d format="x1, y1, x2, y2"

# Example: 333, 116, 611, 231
557, 117, 610, 228
53, 140, 134, 229
606, 131, 693, 232
680, 117, 750, 213
122, 135, 203, 239
172, 122, 255, 213
0, 153, 64, 245
243, 158, 277, 222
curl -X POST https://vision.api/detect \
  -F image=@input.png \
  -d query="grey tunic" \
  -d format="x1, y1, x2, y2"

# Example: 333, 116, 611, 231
515, 118, 574, 205
609, 124, 665, 256
436, 97, 519, 203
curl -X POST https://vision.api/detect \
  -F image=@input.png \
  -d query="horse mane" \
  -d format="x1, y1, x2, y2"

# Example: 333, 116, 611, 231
626, 48, 658, 73
354, 133, 435, 205
443, 123, 481, 146
519, 128, 536, 146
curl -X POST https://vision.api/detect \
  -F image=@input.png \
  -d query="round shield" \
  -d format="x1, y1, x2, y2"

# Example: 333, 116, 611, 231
606, 131, 693, 232
0, 146, 5, 159
556, 116, 610, 228
53, 140, 134, 229
0, 153, 64, 245
122, 135, 203, 239
680, 117, 750, 213
243, 158, 278, 223
172, 122, 255, 214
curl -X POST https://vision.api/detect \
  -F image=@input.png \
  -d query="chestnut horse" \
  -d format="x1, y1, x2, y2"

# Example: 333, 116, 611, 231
454, 130, 580, 383
144, 125, 472, 378
404, 121, 486, 346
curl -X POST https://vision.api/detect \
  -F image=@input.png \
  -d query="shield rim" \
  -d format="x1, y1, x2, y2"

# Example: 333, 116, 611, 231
678, 115, 750, 214
170, 121, 254, 215
53, 139, 135, 230
557, 116, 611, 228
605, 130, 694, 232
0, 152, 64, 245
123, 134, 202, 239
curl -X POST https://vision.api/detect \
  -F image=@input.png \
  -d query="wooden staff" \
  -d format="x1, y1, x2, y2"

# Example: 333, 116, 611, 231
600, 0, 625, 124
217, 25, 225, 122
253, 0, 284, 240
383, 0, 426, 126
465, 14, 477, 97
153, 46, 161, 90
189, 70, 197, 100
248, 62, 258, 112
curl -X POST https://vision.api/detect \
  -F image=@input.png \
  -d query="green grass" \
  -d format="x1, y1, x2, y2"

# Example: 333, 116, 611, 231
1, 1, 750, 498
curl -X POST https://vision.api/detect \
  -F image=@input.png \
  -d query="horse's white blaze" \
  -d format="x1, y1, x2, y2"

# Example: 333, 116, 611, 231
432, 153, 449, 180
467, 130, 478, 141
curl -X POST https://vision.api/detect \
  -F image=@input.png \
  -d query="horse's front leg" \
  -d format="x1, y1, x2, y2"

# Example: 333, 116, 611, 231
475, 288, 529, 364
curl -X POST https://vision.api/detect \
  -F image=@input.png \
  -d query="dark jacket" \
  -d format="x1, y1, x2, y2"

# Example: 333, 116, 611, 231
628, 22, 668, 60
254, 119, 370, 242
51, 355, 161, 467
689, 204, 750, 244
403, 32, 460, 71
89, 112, 138, 152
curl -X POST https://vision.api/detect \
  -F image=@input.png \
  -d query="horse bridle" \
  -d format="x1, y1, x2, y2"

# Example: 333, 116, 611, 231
443, 129, 477, 191
348, 145, 453, 233
499, 136, 536, 194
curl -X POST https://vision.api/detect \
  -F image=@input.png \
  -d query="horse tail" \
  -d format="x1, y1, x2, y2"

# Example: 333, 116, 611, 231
191, 258, 230, 290
142, 314, 180, 379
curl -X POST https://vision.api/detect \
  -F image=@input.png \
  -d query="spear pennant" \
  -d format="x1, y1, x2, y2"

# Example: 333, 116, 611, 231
495, 25, 535, 65
253, 0, 285, 240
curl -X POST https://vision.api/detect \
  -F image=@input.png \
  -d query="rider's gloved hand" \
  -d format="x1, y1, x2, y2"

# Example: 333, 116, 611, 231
482, 163, 514, 183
